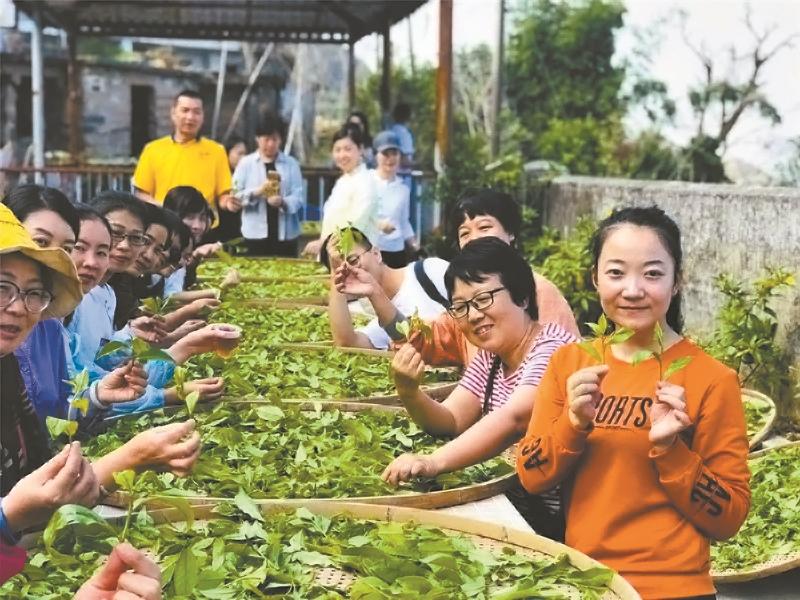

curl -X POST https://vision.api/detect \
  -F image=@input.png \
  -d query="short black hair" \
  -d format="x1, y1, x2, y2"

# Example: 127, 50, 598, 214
74, 203, 112, 239
444, 237, 538, 321
332, 124, 364, 148
318, 226, 372, 272
3, 184, 80, 239
89, 191, 146, 229
163, 186, 212, 222
140, 202, 174, 248
173, 89, 203, 106
255, 113, 287, 140
450, 188, 520, 245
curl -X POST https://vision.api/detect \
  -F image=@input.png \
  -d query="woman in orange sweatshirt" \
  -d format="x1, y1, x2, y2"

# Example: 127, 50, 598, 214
516, 206, 750, 600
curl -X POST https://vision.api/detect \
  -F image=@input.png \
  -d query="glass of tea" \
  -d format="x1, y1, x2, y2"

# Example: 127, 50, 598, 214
211, 323, 242, 358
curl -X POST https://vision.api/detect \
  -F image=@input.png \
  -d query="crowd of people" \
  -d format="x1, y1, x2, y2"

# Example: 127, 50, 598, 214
0, 87, 751, 600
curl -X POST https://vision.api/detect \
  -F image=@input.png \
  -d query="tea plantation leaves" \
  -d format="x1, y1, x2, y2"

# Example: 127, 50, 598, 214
4, 505, 615, 599
197, 258, 326, 280
222, 278, 329, 301
711, 445, 800, 571
83, 402, 513, 499
743, 398, 772, 441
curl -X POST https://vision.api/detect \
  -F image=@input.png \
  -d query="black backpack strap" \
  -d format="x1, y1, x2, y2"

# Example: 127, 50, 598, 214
482, 356, 503, 417
413, 259, 449, 308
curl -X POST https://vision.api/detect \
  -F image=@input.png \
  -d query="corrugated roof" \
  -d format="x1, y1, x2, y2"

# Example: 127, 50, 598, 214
15, 0, 426, 43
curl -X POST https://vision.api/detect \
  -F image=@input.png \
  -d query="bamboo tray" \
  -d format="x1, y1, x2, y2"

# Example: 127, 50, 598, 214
238, 294, 329, 306
96, 502, 639, 599
99, 401, 516, 511
742, 388, 777, 450
711, 441, 800, 583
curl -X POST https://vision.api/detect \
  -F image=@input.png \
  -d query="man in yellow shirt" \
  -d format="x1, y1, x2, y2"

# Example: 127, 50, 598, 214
133, 90, 237, 227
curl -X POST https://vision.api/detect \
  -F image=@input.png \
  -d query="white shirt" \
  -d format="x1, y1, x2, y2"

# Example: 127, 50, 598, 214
359, 258, 449, 349
321, 163, 379, 244
371, 170, 415, 252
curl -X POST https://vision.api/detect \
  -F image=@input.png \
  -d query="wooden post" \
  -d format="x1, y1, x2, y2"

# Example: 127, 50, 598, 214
380, 21, 392, 125
347, 41, 355, 113
211, 41, 229, 139
66, 26, 85, 164
435, 0, 453, 171
30, 8, 45, 181
490, 0, 505, 159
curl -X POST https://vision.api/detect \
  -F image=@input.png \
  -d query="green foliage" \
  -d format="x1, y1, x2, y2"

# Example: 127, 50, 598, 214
5, 505, 615, 599
524, 216, 599, 330
96, 337, 174, 364
577, 313, 633, 364
703, 269, 795, 406
535, 115, 626, 176
630, 322, 693, 381
615, 130, 683, 181
396, 309, 432, 342
743, 395, 774, 441
197, 258, 325, 281
221, 279, 328, 301
83, 402, 512, 500
711, 444, 800, 571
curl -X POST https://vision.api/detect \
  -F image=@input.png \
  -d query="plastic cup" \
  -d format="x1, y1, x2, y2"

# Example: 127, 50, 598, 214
211, 324, 242, 358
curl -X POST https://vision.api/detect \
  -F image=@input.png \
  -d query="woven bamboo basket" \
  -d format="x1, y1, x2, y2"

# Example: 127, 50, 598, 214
742, 388, 777, 450
99, 401, 516, 511
711, 441, 800, 583
93, 502, 638, 599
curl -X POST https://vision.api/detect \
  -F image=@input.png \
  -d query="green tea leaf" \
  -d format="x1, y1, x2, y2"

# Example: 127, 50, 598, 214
233, 488, 264, 522
69, 396, 89, 417
113, 469, 137, 492
631, 350, 655, 366
577, 341, 603, 364
46, 417, 78, 440
173, 547, 199, 596
654, 321, 664, 348
184, 391, 200, 416
663, 356, 692, 380
607, 327, 634, 344
95, 340, 128, 360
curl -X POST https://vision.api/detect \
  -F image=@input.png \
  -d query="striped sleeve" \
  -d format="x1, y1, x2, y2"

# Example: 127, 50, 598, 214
458, 349, 492, 400
518, 323, 577, 388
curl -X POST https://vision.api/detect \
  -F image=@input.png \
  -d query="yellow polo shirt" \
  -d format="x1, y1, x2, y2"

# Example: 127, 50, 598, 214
133, 135, 232, 225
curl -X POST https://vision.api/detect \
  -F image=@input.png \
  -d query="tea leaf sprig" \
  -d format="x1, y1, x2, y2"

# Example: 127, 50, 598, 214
138, 296, 174, 318
172, 365, 200, 417
631, 322, 692, 380
96, 337, 174, 364
396, 309, 432, 342
334, 225, 362, 258
577, 314, 634, 363
46, 369, 92, 443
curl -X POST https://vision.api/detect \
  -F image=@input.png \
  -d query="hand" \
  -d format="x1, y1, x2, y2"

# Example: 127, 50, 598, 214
183, 377, 225, 403
333, 263, 377, 298
378, 218, 396, 234
167, 319, 206, 340
302, 238, 323, 257
266, 195, 283, 208
566, 364, 609, 430
183, 298, 221, 320
193, 242, 223, 260
97, 361, 148, 405
128, 420, 201, 476
219, 194, 242, 212
382, 453, 442, 487
1, 442, 99, 532
75, 543, 161, 600
173, 323, 239, 359
129, 316, 168, 344
391, 344, 426, 397
649, 381, 692, 449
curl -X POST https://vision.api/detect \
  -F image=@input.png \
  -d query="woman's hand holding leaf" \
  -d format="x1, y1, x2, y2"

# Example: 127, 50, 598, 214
382, 453, 442, 487
168, 324, 238, 363
302, 238, 323, 257
649, 381, 692, 449
97, 361, 148, 405
333, 263, 376, 298
181, 377, 225, 404
391, 344, 426, 398
74, 542, 162, 600
160, 319, 206, 346
129, 315, 168, 345
566, 365, 609, 430
2, 442, 99, 532
128, 421, 201, 477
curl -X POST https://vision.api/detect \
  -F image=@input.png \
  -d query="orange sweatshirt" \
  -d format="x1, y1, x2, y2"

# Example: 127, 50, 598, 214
516, 338, 750, 599
403, 273, 579, 367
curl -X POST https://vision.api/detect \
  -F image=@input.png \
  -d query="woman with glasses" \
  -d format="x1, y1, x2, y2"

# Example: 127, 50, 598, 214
382, 237, 576, 537
321, 227, 449, 350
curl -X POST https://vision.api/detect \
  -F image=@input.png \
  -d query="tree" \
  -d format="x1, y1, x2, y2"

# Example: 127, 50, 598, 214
505, 0, 627, 174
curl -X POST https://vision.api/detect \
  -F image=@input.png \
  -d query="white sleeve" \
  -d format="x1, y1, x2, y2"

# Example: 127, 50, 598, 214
358, 318, 391, 350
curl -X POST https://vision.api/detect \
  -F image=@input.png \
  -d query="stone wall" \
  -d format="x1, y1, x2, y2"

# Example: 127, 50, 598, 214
535, 176, 800, 360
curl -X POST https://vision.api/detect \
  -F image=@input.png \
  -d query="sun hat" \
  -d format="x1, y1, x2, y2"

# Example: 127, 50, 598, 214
0, 203, 83, 318
373, 130, 401, 153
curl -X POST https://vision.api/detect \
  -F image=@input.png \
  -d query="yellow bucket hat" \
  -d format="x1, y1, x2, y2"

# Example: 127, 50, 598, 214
0, 203, 83, 318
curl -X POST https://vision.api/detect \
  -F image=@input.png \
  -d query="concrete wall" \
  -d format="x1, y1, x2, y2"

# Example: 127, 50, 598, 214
537, 176, 800, 360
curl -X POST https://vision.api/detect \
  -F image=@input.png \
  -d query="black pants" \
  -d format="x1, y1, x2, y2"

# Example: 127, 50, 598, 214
244, 237, 298, 257
381, 249, 408, 268
505, 481, 565, 541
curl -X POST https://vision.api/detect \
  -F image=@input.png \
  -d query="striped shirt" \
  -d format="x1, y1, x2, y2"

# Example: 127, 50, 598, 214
459, 323, 577, 412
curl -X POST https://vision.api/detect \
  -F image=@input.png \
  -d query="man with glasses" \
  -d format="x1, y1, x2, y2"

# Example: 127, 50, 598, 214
320, 227, 448, 350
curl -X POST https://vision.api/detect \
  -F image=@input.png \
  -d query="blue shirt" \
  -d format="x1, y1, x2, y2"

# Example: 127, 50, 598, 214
14, 319, 70, 422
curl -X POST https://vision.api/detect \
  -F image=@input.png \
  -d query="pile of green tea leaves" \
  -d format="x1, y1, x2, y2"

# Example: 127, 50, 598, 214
743, 396, 773, 442
711, 444, 800, 572
190, 346, 456, 400
4, 504, 615, 599
210, 305, 342, 345
222, 278, 329, 301
84, 402, 512, 499
198, 257, 326, 280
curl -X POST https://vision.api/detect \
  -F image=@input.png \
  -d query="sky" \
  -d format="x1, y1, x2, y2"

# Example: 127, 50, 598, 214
354, 0, 800, 178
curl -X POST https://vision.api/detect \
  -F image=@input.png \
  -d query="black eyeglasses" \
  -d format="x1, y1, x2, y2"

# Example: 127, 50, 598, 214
344, 249, 369, 267
109, 226, 149, 247
447, 287, 507, 319
0, 281, 53, 313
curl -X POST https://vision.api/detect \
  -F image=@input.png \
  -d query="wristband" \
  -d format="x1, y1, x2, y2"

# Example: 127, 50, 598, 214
0, 500, 20, 545
383, 311, 408, 342
89, 380, 107, 410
